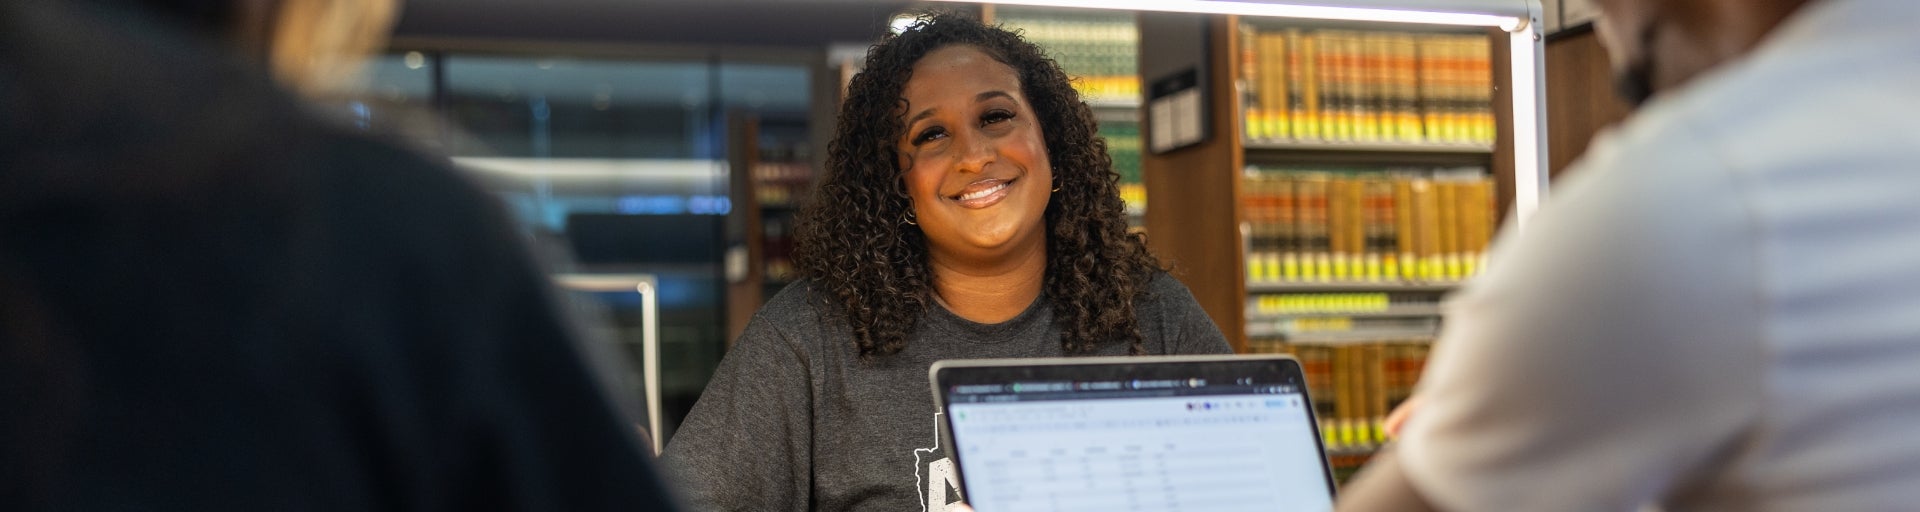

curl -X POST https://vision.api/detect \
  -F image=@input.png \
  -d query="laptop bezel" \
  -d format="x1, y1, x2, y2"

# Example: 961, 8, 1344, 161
927, 354, 1339, 508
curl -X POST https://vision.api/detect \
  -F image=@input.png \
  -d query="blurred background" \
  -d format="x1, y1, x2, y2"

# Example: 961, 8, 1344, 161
317, 0, 1625, 475
319, 0, 915, 445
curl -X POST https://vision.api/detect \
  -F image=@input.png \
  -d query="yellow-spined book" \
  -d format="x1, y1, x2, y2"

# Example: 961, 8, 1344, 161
1240, 26, 1264, 141
1277, 175, 1300, 281
1393, 176, 1418, 280
1437, 179, 1463, 281
1344, 178, 1367, 281
1290, 29, 1318, 141
1264, 32, 1291, 140
1393, 34, 1422, 143
1411, 178, 1441, 281
1364, 343, 1387, 445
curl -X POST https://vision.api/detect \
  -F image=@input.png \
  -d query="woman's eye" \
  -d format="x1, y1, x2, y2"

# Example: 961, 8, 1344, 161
911, 127, 947, 146
982, 109, 1015, 125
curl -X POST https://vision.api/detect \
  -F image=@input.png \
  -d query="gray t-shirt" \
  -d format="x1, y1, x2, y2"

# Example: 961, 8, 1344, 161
663, 272, 1233, 511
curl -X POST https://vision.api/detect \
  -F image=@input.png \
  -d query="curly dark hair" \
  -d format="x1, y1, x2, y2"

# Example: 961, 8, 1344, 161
793, 11, 1163, 361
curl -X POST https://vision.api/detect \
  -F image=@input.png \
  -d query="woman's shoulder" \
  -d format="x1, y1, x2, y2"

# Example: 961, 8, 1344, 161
743, 278, 847, 345
1131, 270, 1211, 322
760, 278, 825, 320
1136, 270, 1197, 305
1132, 270, 1234, 354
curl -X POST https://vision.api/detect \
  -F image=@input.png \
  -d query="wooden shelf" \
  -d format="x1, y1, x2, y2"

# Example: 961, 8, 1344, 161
1246, 304, 1442, 320
1245, 140, 1493, 154
1243, 140, 1495, 165
1140, 16, 1522, 354
1324, 445, 1382, 457
1244, 327, 1439, 342
1247, 281, 1459, 294
1093, 105, 1140, 125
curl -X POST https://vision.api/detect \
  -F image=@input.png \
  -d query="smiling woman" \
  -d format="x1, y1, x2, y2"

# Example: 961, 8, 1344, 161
662, 12, 1233, 512
896, 45, 1057, 323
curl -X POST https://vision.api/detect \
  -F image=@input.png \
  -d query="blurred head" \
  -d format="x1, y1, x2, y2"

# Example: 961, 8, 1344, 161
114, 0, 401, 96
1592, 0, 1816, 106
795, 11, 1161, 360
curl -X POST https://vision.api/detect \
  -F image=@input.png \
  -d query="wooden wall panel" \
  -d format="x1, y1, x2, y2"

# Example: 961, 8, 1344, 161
1490, 27, 1516, 228
1545, 28, 1633, 178
725, 115, 763, 344
1140, 14, 1248, 353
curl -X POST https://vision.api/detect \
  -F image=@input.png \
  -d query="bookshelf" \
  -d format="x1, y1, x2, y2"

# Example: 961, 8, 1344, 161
1134, 1, 1548, 480
724, 113, 818, 342
1140, 15, 1525, 347
1247, 281, 1457, 293
1249, 305, 1446, 320
1267, 338, 1433, 482
1246, 140, 1491, 153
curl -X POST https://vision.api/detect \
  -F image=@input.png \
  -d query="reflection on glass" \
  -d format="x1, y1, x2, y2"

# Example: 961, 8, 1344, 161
319, 52, 440, 147
329, 51, 814, 445
444, 56, 714, 160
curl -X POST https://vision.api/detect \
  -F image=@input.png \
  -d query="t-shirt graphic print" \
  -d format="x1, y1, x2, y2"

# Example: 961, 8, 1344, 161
916, 412, 965, 512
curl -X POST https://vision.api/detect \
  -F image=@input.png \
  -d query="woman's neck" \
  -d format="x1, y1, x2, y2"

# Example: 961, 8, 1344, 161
929, 240, 1048, 324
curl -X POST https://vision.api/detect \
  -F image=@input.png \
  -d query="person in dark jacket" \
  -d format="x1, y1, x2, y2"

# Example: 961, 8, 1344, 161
0, 0, 679, 509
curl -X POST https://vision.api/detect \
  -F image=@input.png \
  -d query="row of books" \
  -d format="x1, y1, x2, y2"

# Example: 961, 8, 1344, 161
762, 215, 796, 282
1239, 27, 1495, 146
996, 9, 1140, 105
1119, 183, 1146, 218
1248, 292, 1436, 316
1245, 339, 1432, 460
1243, 166, 1496, 284
1248, 316, 1440, 340
754, 153, 811, 283
753, 161, 812, 208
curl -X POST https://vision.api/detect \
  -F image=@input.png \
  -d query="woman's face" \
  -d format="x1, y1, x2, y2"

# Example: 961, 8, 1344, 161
896, 45, 1053, 266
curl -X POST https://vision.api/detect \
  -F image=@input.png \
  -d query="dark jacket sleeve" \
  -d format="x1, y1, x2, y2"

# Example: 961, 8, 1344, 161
337, 138, 680, 511
661, 311, 814, 512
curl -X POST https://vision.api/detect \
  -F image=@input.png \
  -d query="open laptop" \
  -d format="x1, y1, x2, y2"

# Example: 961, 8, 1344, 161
929, 355, 1336, 512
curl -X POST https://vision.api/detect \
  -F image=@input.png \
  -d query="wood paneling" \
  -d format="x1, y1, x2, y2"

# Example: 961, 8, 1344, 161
1490, 27, 1517, 229
1141, 14, 1249, 353
725, 115, 763, 344
1545, 28, 1633, 177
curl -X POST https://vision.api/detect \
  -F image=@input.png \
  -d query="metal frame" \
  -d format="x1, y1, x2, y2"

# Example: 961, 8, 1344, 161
554, 273, 664, 455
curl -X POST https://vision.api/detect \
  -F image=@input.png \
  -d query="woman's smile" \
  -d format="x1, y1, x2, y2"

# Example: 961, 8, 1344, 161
950, 177, 1016, 208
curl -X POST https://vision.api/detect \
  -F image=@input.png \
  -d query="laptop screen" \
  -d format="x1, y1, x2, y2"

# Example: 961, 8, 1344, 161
936, 356, 1335, 512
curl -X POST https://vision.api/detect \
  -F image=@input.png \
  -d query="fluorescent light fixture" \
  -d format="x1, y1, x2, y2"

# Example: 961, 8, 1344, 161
1507, 28, 1548, 228
933, 0, 1526, 30
452, 157, 725, 180
553, 273, 663, 455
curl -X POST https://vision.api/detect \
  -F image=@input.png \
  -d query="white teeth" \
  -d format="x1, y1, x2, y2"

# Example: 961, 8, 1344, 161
958, 182, 1007, 201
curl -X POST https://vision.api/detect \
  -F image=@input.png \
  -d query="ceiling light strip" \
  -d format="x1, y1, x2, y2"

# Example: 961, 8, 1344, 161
935, 0, 1523, 29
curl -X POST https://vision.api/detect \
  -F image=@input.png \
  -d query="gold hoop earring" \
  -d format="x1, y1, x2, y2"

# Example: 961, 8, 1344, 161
903, 211, 918, 226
